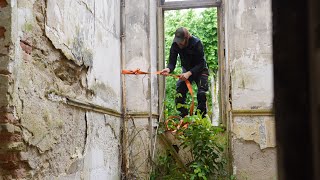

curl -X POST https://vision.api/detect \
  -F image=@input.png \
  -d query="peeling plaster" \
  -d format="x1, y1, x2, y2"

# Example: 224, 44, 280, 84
45, 0, 95, 67
232, 139, 277, 179
11, 0, 122, 178
230, 26, 273, 109
7, 0, 155, 178
232, 116, 275, 149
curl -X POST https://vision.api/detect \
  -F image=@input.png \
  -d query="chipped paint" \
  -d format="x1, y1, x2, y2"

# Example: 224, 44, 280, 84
8, 0, 122, 178
5, 0, 157, 178
232, 116, 275, 149
226, 0, 276, 178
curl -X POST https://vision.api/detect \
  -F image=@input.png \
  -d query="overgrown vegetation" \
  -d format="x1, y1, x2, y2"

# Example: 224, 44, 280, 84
151, 114, 228, 180
151, 8, 229, 179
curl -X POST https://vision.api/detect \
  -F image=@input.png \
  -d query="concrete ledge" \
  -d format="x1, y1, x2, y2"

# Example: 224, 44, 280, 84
231, 109, 274, 116
47, 93, 159, 119
66, 98, 122, 117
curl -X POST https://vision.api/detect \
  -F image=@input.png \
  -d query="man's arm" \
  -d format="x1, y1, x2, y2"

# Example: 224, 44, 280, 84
189, 41, 206, 75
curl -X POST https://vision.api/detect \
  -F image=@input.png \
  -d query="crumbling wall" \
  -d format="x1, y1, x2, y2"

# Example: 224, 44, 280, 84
1, 0, 122, 179
224, 0, 277, 179
0, 0, 29, 178
122, 0, 159, 179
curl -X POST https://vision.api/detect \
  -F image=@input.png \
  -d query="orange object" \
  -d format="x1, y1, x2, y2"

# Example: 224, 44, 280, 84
122, 68, 194, 132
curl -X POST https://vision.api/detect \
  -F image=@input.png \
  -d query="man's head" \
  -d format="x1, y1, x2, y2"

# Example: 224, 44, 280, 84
173, 27, 190, 49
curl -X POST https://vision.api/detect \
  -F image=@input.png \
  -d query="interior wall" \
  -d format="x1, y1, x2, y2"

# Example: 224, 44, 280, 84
0, 0, 159, 178
0, 0, 283, 179
1, 0, 122, 179
224, 0, 277, 179
122, 0, 159, 179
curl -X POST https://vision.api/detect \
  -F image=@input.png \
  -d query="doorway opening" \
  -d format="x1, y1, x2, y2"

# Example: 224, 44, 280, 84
152, 1, 230, 179
160, 5, 222, 125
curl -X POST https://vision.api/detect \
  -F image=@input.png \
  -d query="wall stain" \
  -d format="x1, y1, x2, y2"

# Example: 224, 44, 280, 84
71, 29, 93, 68
90, 81, 118, 104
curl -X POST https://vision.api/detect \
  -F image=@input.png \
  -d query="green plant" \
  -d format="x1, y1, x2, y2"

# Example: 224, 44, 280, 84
153, 114, 228, 180
151, 153, 186, 180
178, 114, 227, 179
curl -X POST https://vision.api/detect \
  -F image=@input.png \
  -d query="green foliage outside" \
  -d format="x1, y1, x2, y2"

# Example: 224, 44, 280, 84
163, 8, 218, 117
164, 8, 218, 72
151, 8, 229, 180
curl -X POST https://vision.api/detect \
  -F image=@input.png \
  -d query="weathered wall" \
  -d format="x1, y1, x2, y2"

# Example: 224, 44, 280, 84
1, 0, 123, 179
224, 0, 276, 179
0, 0, 29, 178
1, 0, 159, 179
122, 0, 159, 179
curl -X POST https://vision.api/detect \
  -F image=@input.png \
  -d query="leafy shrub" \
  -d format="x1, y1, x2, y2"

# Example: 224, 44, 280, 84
152, 115, 227, 180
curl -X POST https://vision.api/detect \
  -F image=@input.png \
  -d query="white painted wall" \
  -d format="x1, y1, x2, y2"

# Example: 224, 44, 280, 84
46, 0, 122, 111
224, 0, 277, 179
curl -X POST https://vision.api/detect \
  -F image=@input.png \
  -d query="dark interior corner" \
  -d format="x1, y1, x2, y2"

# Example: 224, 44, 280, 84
273, 0, 320, 179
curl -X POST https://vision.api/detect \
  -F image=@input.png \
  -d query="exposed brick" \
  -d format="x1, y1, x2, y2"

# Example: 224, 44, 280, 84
1, 162, 20, 171
0, 152, 20, 163
0, 69, 11, 75
0, 133, 22, 142
0, 113, 18, 124
2, 164, 28, 178
0, 105, 27, 178
0, 155, 29, 178
20, 40, 32, 55
0, 26, 5, 39
1, 163, 18, 171
0, 142, 25, 152
0, 0, 8, 8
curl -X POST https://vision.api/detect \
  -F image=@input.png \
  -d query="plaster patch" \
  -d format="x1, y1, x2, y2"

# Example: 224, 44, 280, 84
232, 116, 275, 149
235, 0, 245, 30
21, 104, 64, 153
89, 80, 120, 109
45, 0, 95, 66
232, 139, 277, 180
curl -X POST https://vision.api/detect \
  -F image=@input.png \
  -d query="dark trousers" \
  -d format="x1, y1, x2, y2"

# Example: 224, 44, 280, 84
175, 71, 209, 117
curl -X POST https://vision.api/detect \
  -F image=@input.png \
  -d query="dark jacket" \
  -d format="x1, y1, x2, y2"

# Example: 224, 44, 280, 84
167, 36, 208, 75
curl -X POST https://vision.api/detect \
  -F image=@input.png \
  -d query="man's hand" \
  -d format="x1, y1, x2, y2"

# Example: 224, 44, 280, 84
179, 71, 192, 81
160, 68, 170, 76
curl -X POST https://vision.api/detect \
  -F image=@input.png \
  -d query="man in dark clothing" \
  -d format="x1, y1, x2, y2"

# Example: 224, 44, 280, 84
161, 27, 209, 118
